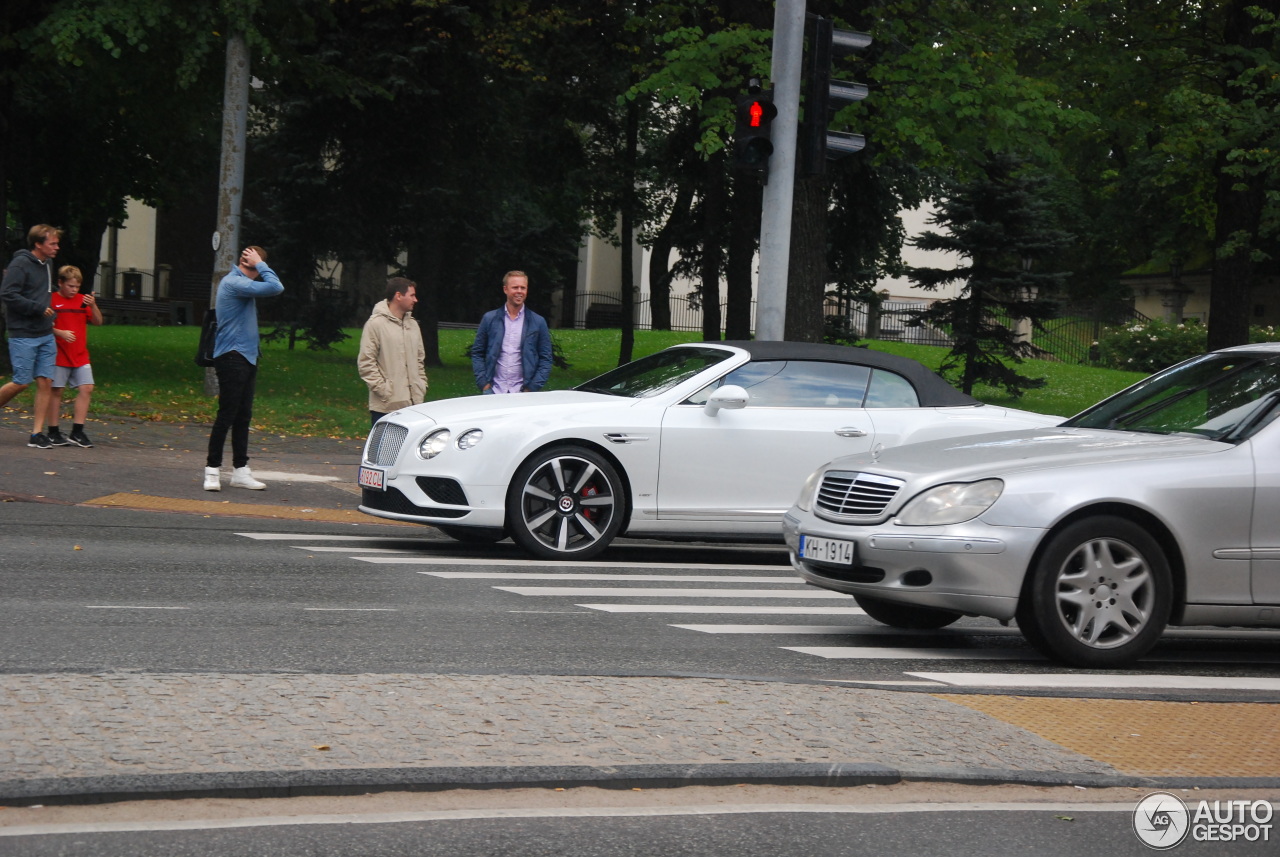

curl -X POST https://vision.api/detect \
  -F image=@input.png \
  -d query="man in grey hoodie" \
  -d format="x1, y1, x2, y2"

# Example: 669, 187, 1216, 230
0, 225, 61, 448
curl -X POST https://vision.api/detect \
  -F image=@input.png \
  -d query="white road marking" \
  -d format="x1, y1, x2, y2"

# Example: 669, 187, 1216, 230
237, 533, 410, 541
672, 624, 1019, 635
910, 672, 1280, 691
495, 587, 850, 599
785, 646, 1040, 660
294, 546, 412, 553
420, 571, 799, 583
832, 680, 951, 687
579, 604, 867, 615
0, 801, 1146, 837
234, 471, 342, 483
362, 556, 786, 571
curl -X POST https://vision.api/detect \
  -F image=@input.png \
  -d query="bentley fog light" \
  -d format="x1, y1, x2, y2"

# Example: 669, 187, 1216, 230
418, 429, 452, 459
896, 479, 1003, 526
456, 429, 484, 450
795, 469, 823, 512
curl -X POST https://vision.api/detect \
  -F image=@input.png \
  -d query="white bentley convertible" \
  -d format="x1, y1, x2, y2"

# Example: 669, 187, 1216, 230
358, 340, 1059, 559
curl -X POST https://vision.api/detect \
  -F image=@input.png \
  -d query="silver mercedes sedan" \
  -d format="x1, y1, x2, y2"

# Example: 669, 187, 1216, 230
784, 343, 1280, 667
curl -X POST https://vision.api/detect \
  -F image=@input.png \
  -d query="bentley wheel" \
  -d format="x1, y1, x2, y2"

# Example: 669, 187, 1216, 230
506, 446, 625, 560
1016, 516, 1172, 668
854, 595, 962, 630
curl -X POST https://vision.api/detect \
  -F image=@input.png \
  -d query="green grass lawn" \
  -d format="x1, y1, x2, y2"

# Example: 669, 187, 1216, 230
74, 326, 1146, 440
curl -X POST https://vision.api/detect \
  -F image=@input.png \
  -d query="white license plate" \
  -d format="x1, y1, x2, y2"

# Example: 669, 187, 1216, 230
357, 465, 385, 491
800, 534, 855, 565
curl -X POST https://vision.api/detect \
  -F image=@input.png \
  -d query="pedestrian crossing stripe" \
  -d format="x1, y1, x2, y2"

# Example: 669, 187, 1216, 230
579, 605, 868, 614
493, 587, 850, 598
419, 572, 799, 583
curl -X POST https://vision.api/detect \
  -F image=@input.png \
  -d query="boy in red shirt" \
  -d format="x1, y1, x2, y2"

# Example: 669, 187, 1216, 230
46, 266, 103, 448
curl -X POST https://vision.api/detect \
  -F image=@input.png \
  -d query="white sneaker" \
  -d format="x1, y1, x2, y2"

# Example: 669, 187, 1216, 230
203, 467, 221, 491
230, 466, 266, 490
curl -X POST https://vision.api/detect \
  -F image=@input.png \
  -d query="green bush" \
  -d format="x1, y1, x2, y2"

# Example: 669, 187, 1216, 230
1098, 319, 1280, 373
1097, 319, 1208, 373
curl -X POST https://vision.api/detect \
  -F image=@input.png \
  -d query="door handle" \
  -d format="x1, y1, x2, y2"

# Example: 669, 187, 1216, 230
835, 427, 868, 438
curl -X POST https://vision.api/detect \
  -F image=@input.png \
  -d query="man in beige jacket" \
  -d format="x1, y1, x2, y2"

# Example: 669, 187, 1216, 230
358, 277, 428, 425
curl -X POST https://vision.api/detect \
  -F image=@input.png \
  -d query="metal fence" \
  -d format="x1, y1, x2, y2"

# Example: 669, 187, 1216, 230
838, 297, 1149, 365
572, 292, 756, 332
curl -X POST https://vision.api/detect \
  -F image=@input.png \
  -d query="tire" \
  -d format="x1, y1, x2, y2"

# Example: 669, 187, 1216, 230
435, 525, 507, 544
1016, 516, 1172, 668
854, 594, 962, 630
506, 445, 625, 560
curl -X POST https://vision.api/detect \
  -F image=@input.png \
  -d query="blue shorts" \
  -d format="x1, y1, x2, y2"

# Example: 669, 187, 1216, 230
8, 335, 56, 385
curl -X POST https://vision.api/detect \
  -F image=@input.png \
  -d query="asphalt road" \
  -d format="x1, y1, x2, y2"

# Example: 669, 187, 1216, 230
4, 503, 1280, 700
6, 797, 1277, 856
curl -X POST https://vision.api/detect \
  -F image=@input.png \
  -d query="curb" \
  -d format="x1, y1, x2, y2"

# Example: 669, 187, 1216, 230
6, 762, 1280, 807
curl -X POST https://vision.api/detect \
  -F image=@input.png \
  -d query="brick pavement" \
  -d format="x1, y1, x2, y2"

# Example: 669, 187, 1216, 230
1, 673, 1125, 803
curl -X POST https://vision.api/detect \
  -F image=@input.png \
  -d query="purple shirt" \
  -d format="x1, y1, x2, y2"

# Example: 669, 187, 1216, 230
491, 306, 525, 393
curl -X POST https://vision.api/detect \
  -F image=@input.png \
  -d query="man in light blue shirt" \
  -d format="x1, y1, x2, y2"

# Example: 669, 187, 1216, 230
204, 245, 284, 491
470, 271, 552, 394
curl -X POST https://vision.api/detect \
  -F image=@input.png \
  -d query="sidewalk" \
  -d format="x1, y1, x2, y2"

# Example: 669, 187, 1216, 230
2, 411, 1278, 805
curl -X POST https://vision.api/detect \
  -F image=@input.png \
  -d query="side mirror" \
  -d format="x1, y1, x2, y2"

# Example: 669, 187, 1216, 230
705, 384, 750, 416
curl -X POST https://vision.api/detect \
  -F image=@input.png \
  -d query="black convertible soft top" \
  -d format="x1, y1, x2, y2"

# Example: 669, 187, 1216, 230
703, 340, 981, 408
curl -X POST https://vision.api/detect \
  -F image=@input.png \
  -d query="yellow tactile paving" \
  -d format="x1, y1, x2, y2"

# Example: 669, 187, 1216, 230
83, 492, 413, 526
944, 694, 1280, 777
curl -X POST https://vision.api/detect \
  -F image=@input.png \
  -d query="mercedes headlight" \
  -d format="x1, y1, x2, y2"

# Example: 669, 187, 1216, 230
895, 479, 1003, 526
795, 468, 823, 512
418, 428, 452, 459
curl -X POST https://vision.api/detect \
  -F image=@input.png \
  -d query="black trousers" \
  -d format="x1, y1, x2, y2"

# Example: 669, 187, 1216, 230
206, 351, 258, 469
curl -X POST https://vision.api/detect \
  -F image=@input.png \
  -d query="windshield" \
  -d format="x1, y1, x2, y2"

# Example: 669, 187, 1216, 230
1063, 352, 1280, 441
576, 346, 734, 398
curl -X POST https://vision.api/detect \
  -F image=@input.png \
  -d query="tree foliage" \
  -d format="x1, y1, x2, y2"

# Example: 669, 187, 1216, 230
907, 154, 1072, 396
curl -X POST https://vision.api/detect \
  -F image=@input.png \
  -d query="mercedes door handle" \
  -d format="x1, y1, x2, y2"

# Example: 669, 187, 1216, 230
835, 427, 868, 438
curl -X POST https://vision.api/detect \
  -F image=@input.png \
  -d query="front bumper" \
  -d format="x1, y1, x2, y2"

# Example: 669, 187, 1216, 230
782, 509, 1043, 621
357, 470, 508, 529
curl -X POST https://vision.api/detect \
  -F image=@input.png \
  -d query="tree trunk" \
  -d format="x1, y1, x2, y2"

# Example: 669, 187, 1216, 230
647, 183, 694, 332
725, 175, 761, 339
784, 170, 827, 342
699, 164, 725, 341
618, 98, 639, 366
406, 237, 443, 368
1206, 0, 1276, 351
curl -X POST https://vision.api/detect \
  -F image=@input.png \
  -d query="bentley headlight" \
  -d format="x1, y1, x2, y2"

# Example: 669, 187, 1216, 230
456, 428, 484, 450
795, 468, 823, 512
895, 479, 1003, 526
418, 428, 452, 459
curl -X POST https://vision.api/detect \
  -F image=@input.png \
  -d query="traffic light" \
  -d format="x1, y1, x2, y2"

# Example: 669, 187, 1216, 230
802, 15, 872, 175
731, 79, 778, 173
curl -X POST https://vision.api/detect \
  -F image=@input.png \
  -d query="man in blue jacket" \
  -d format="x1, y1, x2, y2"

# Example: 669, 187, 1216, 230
204, 245, 284, 491
0, 224, 61, 448
470, 270, 552, 394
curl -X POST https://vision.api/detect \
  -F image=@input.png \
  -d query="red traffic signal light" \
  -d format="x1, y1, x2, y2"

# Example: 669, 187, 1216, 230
732, 89, 778, 173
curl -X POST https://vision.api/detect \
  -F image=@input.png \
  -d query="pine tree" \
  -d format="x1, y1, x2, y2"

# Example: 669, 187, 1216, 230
906, 154, 1072, 396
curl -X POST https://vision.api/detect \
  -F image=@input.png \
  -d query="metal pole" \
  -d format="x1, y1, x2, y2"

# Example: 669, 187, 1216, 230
756, 0, 805, 341
205, 31, 250, 395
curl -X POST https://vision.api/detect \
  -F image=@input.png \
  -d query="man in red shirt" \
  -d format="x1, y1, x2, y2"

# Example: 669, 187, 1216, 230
46, 266, 103, 448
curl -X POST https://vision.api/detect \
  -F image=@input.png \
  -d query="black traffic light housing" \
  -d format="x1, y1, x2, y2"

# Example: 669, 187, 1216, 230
731, 78, 778, 173
802, 15, 872, 175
